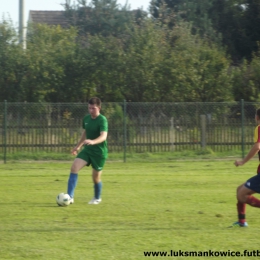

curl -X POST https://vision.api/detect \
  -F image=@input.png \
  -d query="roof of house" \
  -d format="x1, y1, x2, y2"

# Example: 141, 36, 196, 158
28, 11, 69, 28
28, 9, 146, 28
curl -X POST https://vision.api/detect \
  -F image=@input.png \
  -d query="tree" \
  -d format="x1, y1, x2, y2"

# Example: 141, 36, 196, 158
155, 23, 234, 102
243, 0, 260, 59
75, 33, 124, 102
0, 9, 239, 103
0, 20, 27, 102
116, 20, 168, 102
25, 24, 82, 102
113, 19, 233, 102
209, 0, 249, 62
64, 0, 147, 37
150, 0, 220, 42
232, 54, 260, 102
150, 0, 260, 62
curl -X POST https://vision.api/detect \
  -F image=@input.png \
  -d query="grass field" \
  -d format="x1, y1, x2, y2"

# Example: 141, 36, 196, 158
0, 159, 260, 260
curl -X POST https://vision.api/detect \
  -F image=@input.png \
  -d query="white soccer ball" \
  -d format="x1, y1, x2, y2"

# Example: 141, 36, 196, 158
56, 193, 70, 206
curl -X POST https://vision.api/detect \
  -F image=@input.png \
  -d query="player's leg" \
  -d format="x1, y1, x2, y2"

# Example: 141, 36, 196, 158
239, 176, 260, 208
237, 184, 256, 204
67, 158, 88, 203
88, 157, 105, 204
93, 169, 102, 200
232, 175, 260, 227
88, 169, 102, 204
232, 183, 252, 227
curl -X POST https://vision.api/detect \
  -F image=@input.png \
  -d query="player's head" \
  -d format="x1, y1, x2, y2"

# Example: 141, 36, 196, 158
88, 97, 101, 108
255, 108, 260, 122
88, 97, 101, 118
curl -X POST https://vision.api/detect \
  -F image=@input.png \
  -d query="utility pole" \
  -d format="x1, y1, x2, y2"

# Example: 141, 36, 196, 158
19, 0, 26, 49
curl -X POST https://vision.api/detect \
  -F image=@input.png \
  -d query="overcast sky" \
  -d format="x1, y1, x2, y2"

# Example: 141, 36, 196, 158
1, 0, 151, 28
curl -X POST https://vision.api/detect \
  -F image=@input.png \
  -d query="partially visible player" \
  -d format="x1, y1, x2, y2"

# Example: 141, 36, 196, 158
67, 97, 108, 205
232, 108, 260, 227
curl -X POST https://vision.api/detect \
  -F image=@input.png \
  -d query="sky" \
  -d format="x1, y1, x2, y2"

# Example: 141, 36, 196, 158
1, 0, 151, 28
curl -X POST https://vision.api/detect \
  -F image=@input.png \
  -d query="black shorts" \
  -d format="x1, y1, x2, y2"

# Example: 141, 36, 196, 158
244, 174, 260, 193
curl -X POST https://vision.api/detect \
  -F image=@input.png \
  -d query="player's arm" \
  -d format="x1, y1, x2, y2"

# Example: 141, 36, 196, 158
71, 130, 86, 155
83, 131, 107, 146
234, 142, 260, 166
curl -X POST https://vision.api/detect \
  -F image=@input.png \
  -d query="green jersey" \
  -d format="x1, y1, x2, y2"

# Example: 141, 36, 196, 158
82, 114, 108, 158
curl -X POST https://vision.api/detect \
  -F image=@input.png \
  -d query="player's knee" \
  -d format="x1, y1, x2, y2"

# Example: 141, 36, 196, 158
237, 190, 248, 203
92, 173, 101, 183
236, 184, 245, 197
93, 176, 101, 183
236, 185, 241, 195
237, 195, 247, 203
71, 163, 80, 173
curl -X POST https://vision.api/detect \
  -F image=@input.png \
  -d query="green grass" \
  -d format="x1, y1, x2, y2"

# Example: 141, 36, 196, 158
0, 159, 259, 259
3, 148, 244, 162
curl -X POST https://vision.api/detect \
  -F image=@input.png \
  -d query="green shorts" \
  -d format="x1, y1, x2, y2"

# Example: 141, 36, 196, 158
77, 149, 106, 171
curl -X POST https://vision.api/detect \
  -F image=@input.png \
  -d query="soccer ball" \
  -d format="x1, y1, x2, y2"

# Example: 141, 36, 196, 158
56, 193, 70, 206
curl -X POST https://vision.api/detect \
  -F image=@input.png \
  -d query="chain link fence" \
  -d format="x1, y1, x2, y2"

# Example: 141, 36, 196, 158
0, 100, 259, 162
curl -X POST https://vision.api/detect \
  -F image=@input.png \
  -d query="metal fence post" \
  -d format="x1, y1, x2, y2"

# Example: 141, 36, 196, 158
241, 99, 245, 159
3, 100, 7, 164
170, 117, 175, 151
123, 100, 127, 162
200, 115, 206, 148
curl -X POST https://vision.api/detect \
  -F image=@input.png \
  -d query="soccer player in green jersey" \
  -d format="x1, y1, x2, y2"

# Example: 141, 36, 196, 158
232, 108, 260, 227
67, 97, 108, 205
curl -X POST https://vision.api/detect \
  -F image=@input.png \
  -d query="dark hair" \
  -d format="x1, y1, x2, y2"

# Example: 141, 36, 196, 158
88, 97, 101, 107
256, 108, 260, 118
